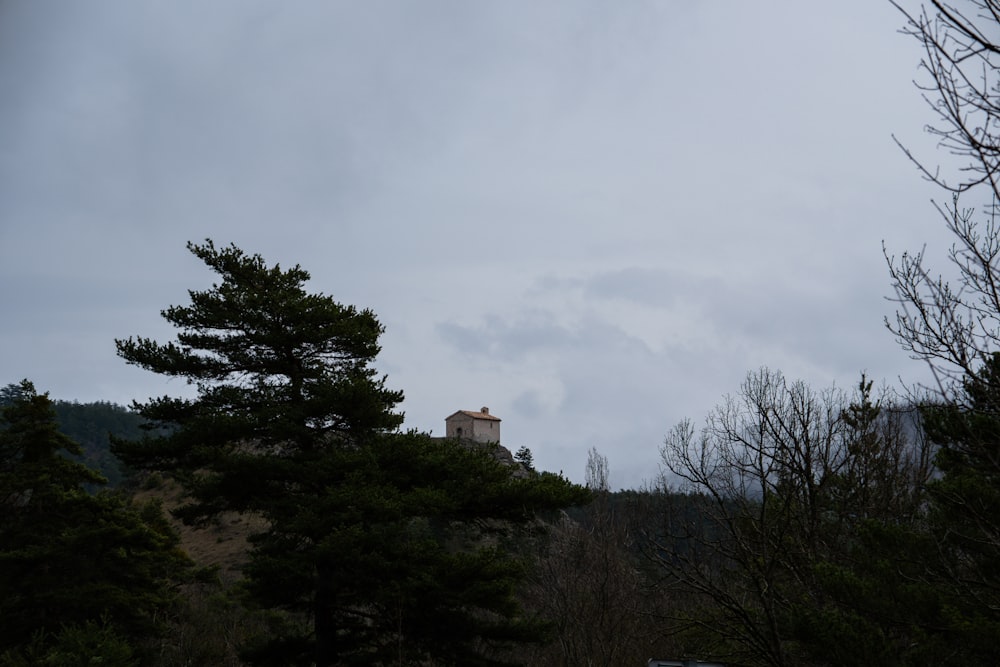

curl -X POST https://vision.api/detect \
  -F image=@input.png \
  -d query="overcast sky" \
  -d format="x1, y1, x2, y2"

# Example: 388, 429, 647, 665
0, 1, 959, 489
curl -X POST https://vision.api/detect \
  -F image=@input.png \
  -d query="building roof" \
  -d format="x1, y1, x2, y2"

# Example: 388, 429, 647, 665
445, 408, 501, 422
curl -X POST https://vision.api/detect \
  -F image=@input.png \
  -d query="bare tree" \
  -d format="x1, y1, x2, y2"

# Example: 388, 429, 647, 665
885, 5, 1000, 659
891, 0, 1000, 197
520, 511, 657, 667
517, 450, 679, 667
649, 369, 932, 667
885, 198, 1000, 397
886, 1, 1000, 396
585, 447, 611, 493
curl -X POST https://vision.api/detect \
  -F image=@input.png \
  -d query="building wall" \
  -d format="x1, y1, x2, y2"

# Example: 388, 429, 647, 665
470, 417, 498, 443
446, 414, 475, 440
445, 409, 501, 444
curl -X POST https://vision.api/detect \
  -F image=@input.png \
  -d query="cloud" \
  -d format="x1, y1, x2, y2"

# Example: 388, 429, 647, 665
0, 0, 955, 489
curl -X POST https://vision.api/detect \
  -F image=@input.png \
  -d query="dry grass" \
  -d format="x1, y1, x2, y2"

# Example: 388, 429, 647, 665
132, 476, 264, 579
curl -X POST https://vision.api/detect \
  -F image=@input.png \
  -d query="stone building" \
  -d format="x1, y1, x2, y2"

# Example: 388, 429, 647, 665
442, 407, 531, 478
445, 406, 501, 444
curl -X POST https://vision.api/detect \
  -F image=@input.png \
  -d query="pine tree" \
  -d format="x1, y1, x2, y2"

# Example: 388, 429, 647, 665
115, 240, 589, 666
514, 446, 535, 471
0, 380, 189, 658
917, 353, 1000, 660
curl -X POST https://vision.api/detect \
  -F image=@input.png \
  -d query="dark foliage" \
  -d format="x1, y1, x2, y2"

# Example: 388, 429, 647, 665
0, 380, 190, 661
0, 387, 155, 488
114, 240, 589, 666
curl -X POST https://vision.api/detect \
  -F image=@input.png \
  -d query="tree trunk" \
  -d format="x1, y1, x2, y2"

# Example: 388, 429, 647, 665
315, 561, 336, 667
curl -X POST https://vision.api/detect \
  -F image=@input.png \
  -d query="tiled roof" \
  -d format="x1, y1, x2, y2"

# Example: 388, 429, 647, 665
446, 409, 501, 422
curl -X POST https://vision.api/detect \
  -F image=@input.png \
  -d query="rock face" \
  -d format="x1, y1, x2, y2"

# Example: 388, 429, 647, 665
476, 440, 532, 479
430, 436, 532, 479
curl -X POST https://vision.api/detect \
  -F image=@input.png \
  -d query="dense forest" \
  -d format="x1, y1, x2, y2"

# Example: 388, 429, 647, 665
0, 390, 149, 489
2, 375, 993, 665
6, 1, 1000, 665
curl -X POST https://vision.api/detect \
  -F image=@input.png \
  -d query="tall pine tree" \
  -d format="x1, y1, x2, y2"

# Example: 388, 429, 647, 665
115, 240, 588, 666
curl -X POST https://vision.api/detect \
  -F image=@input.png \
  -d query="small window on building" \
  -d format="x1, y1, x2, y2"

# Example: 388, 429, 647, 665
456, 427, 463, 438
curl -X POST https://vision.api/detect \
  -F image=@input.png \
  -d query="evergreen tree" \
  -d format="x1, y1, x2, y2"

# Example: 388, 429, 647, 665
514, 446, 534, 471
917, 353, 1000, 660
0, 380, 189, 658
114, 240, 588, 666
